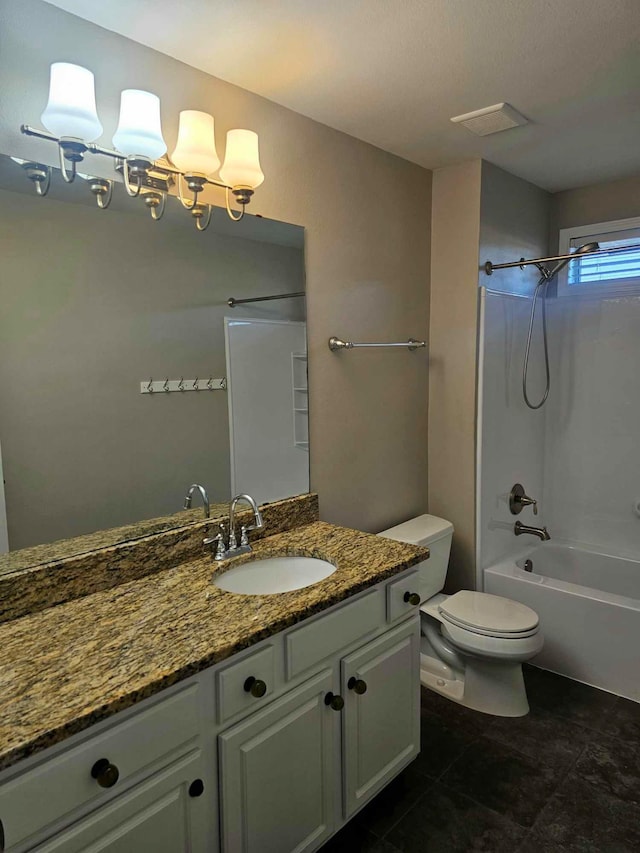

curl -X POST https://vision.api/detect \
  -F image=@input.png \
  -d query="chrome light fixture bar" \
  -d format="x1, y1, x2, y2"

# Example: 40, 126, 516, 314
19, 62, 265, 228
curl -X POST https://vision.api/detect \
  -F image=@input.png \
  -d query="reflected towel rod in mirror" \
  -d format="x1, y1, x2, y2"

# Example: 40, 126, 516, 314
227, 291, 305, 307
328, 337, 426, 352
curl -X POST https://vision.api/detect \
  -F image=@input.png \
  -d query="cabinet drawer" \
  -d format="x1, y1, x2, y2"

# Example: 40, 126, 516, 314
31, 750, 207, 853
285, 589, 384, 680
216, 645, 276, 723
387, 571, 421, 622
0, 684, 200, 850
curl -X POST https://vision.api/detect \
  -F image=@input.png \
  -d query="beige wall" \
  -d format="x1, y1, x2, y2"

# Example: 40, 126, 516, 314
477, 163, 551, 577
0, 0, 432, 533
480, 162, 552, 297
428, 161, 481, 592
429, 160, 551, 592
551, 173, 640, 243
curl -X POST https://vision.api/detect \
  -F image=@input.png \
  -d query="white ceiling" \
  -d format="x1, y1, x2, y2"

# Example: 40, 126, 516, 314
43, 0, 640, 192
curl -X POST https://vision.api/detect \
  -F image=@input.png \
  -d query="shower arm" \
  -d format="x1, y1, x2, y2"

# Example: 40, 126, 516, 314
484, 243, 640, 275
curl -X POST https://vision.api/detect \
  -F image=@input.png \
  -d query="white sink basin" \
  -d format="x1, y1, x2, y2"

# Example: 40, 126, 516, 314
214, 556, 336, 595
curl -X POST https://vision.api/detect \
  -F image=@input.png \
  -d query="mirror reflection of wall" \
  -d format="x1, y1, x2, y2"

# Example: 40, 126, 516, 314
0, 155, 307, 553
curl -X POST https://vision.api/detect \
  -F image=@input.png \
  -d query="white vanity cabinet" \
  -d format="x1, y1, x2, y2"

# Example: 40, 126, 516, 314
218, 612, 420, 853
341, 620, 420, 818
219, 669, 337, 853
30, 751, 208, 853
0, 682, 214, 853
0, 570, 421, 853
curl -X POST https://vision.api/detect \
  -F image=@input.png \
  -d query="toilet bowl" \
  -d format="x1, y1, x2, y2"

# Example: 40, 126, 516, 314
379, 515, 543, 717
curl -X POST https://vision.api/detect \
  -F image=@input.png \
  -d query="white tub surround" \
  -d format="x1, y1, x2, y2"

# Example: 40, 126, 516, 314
485, 542, 640, 701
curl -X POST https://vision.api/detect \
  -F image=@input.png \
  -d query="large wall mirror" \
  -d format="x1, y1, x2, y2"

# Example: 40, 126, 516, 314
0, 153, 308, 570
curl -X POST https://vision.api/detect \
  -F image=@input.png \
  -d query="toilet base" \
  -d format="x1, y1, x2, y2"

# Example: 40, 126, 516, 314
420, 652, 530, 717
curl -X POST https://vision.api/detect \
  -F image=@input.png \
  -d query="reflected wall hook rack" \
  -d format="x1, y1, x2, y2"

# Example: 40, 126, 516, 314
328, 337, 426, 352
227, 291, 305, 307
141, 377, 226, 394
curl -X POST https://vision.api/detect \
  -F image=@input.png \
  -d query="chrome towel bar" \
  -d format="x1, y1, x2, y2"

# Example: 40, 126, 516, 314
328, 337, 426, 352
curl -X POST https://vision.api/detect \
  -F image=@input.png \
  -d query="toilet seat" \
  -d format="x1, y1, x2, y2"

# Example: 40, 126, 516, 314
441, 620, 544, 661
438, 591, 539, 639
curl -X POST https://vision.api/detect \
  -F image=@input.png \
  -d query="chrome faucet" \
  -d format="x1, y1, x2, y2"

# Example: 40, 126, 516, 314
514, 520, 550, 541
183, 484, 210, 519
228, 494, 264, 553
205, 494, 264, 560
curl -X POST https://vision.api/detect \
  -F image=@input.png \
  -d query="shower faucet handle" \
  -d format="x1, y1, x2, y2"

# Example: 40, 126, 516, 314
509, 483, 538, 516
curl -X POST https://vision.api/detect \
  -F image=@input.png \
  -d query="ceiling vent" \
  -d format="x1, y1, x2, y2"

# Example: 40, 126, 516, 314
450, 103, 528, 136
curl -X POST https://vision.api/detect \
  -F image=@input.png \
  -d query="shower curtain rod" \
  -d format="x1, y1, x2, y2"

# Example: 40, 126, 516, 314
484, 243, 640, 275
227, 291, 305, 307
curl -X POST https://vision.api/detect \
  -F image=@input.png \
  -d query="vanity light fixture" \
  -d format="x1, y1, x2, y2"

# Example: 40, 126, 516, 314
39, 62, 103, 183
112, 89, 166, 200
12, 158, 52, 196
172, 110, 220, 231
20, 62, 264, 227
220, 129, 264, 221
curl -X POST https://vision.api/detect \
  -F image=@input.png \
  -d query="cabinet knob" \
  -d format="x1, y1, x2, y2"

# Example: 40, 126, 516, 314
90, 758, 120, 788
403, 591, 420, 606
188, 778, 205, 798
244, 676, 267, 698
324, 692, 344, 711
347, 677, 368, 695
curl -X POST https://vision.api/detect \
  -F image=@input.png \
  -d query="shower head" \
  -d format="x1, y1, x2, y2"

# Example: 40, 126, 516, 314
548, 241, 600, 279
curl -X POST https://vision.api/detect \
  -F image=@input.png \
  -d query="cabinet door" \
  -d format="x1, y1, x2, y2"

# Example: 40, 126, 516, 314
219, 669, 336, 853
32, 751, 210, 853
341, 618, 420, 818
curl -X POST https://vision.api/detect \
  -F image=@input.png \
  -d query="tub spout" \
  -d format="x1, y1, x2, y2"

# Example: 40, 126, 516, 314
514, 520, 550, 541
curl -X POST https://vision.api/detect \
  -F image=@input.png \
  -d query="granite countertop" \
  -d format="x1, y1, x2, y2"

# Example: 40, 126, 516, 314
0, 508, 205, 576
0, 521, 428, 772
0, 494, 320, 624
0, 498, 268, 576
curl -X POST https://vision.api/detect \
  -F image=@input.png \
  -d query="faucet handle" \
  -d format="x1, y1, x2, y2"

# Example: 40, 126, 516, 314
203, 532, 226, 561
214, 533, 226, 560
509, 484, 538, 516
240, 525, 249, 547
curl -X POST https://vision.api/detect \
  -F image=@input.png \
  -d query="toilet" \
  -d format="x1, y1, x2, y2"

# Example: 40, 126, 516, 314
379, 515, 543, 717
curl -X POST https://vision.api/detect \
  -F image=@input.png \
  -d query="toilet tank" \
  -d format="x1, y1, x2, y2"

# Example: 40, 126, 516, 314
378, 514, 454, 603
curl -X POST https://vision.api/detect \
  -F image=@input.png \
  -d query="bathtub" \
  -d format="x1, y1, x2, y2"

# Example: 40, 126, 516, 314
485, 542, 640, 701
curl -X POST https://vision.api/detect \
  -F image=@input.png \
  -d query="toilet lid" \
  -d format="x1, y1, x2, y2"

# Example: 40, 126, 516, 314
438, 591, 539, 636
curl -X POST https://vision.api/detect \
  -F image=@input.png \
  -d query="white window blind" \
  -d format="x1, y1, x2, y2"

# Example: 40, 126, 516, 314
568, 227, 640, 288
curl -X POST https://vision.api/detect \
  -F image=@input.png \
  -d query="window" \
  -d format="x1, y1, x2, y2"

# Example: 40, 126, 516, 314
557, 216, 640, 297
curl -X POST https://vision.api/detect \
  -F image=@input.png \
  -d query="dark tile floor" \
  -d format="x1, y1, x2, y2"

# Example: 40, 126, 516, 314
320, 666, 640, 852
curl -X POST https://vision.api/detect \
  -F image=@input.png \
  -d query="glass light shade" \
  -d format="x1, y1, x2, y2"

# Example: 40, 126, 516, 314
40, 62, 103, 141
112, 89, 166, 160
219, 129, 264, 189
170, 110, 220, 175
